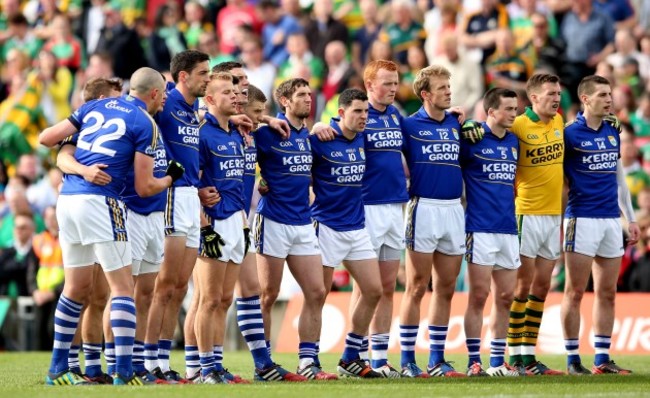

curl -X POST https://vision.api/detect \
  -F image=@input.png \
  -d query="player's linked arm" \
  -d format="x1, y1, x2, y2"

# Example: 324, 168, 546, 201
57, 145, 112, 186
133, 152, 174, 197
39, 119, 78, 147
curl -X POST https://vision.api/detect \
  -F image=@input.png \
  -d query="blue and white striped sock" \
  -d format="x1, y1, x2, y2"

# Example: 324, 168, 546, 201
565, 338, 580, 366
489, 338, 506, 368
68, 345, 81, 374
314, 341, 321, 367
199, 352, 215, 377
105, 342, 116, 375
298, 341, 317, 368
428, 325, 448, 367
48, 295, 82, 374
133, 340, 145, 373
594, 335, 611, 366
111, 296, 136, 379
185, 345, 200, 379
143, 343, 158, 371
466, 337, 482, 368
158, 339, 173, 372
370, 333, 390, 368
83, 343, 103, 377
266, 340, 272, 359
236, 296, 272, 369
213, 345, 224, 371
399, 325, 419, 367
342, 332, 364, 362
359, 336, 369, 361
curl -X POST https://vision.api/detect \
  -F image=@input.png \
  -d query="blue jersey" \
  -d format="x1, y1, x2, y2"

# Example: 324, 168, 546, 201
155, 86, 201, 188
460, 123, 518, 234
199, 113, 245, 220
402, 107, 463, 200
121, 133, 168, 215
60, 95, 158, 199
362, 103, 408, 205
243, 135, 257, 213
564, 113, 620, 218
256, 114, 313, 225
310, 119, 366, 232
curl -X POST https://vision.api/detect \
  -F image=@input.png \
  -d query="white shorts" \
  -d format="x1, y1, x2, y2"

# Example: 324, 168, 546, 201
165, 186, 201, 248
60, 240, 131, 272
201, 212, 246, 264
127, 210, 164, 275
564, 217, 624, 258
252, 214, 320, 258
315, 222, 376, 267
364, 203, 405, 257
465, 232, 521, 270
518, 215, 561, 260
57, 195, 128, 244
404, 197, 465, 255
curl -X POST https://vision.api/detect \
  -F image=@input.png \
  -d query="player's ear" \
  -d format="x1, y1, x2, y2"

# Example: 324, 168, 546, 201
337, 106, 345, 118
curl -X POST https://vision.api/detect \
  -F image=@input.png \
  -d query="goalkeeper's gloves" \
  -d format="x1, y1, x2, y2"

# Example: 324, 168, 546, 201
243, 227, 251, 254
165, 159, 185, 183
603, 114, 622, 134
460, 120, 485, 144
200, 225, 225, 259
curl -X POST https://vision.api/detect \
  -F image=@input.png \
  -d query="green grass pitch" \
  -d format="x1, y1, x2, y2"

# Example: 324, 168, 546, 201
1, 352, 648, 397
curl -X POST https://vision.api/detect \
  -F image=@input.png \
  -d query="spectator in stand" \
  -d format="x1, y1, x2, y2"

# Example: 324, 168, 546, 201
0, 213, 35, 297
0, 0, 21, 43
275, 32, 325, 91
378, 0, 426, 68
612, 83, 635, 125
524, 12, 565, 76
560, 0, 615, 104
593, 0, 637, 30
179, 1, 213, 49
461, 0, 510, 65
95, 4, 146, 80
368, 40, 393, 63
0, 178, 45, 248
35, 49, 73, 125
398, 46, 428, 115
607, 29, 650, 81
322, 41, 355, 107
70, 0, 107, 56
632, 92, 650, 145
217, 0, 262, 55
241, 36, 276, 101
147, 3, 187, 72
351, 0, 382, 74
0, 13, 42, 63
70, 52, 116, 110
42, 13, 85, 74
423, 0, 463, 63
304, 0, 349, 61
621, 129, 650, 210
26, 205, 64, 350
431, 33, 484, 116
485, 28, 534, 91
507, 0, 558, 51
257, 0, 302, 67
333, 0, 364, 35
620, 215, 650, 292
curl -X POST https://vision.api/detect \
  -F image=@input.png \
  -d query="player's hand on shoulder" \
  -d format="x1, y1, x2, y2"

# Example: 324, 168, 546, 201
268, 117, 290, 139
310, 122, 336, 141
460, 120, 485, 144
200, 225, 226, 259
165, 159, 185, 183
199, 186, 221, 207
449, 106, 467, 124
231, 114, 254, 135
83, 163, 112, 185
603, 114, 622, 134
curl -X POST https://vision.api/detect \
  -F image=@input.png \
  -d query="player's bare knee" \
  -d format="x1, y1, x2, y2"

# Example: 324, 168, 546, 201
596, 288, 616, 305
305, 285, 327, 306
496, 290, 515, 309
220, 294, 234, 312
260, 289, 279, 309
405, 281, 428, 301
469, 288, 490, 308
199, 296, 222, 313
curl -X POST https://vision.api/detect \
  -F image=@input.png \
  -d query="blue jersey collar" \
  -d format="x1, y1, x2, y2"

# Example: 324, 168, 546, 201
123, 94, 147, 110
416, 105, 450, 123
276, 112, 308, 134
482, 121, 510, 140
204, 111, 234, 132
329, 117, 360, 142
575, 111, 604, 132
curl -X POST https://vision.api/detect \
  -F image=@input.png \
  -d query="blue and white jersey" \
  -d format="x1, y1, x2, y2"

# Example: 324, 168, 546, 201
564, 112, 620, 218
243, 135, 257, 213
402, 106, 463, 200
199, 113, 246, 220
60, 95, 158, 199
256, 114, 312, 225
460, 123, 518, 234
155, 85, 201, 188
121, 132, 168, 215
310, 119, 366, 232
362, 103, 408, 205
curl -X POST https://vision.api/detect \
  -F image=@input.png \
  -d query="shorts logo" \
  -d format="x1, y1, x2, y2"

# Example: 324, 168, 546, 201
608, 136, 617, 146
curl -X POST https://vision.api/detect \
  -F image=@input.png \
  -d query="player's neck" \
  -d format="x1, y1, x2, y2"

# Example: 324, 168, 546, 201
177, 84, 197, 105
285, 113, 305, 130
531, 106, 552, 124
486, 120, 506, 138
424, 103, 446, 121
582, 111, 603, 130
213, 111, 232, 131
369, 99, 387, 112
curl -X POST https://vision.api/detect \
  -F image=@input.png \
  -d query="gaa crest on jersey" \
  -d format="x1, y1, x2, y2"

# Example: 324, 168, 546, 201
452, 128, 459, 140
608, 136, 617, 146
511, 147, 518, 160
392, 114, 400, 126
359, 148, 365, 160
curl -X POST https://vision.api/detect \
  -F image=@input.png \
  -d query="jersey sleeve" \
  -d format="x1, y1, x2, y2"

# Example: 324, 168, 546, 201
132, 110, 157, 157
199, 134, 210, 171
68, 101, 93, 130
59, 132, 79, 147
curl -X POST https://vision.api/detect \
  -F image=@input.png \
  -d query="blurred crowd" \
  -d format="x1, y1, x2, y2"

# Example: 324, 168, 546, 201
1, 0, 650, 342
